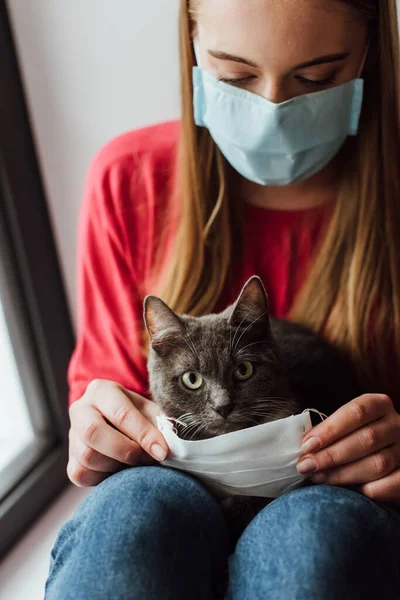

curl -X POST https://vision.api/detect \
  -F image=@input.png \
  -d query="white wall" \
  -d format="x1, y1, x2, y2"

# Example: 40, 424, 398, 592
6, 0, 181, 330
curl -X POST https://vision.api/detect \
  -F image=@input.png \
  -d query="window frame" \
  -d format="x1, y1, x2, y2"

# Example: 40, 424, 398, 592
0, 1, 73, 558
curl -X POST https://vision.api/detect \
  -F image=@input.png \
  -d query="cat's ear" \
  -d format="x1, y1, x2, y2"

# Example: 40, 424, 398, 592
144, 296, 186, 355
228, 276, 270, 330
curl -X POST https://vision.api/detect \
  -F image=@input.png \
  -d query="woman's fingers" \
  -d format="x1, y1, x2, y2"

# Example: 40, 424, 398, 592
360, 467, 400, 503
310, 443, 400, 487
122, 386, 161, 428
69, 428, 133, 473
67, 456, 113, 488
298, 418, 400, 474
301, 394, 394, 451
89, 380, 169, 461
67, 379, 167, 488
70, 401, 146, 466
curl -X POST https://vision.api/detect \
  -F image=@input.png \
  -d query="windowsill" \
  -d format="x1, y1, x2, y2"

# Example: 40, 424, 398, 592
0, 484, 89, 599
0, 436, 35, 471
0, 437, 52, 500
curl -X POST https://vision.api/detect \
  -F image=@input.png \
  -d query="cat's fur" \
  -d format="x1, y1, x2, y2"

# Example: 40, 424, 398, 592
143, 276, 363, 546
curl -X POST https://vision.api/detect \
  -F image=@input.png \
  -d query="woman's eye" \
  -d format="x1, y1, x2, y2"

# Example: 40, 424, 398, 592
234, 361, 254, 381
217, 75, 254, 85
182, 371, 203, 390
296, 74, 337, 89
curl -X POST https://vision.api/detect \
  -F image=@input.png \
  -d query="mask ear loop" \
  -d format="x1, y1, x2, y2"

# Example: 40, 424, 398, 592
301, 408, 328, 422
357, 39, 371, 79
193, 38, 201, 68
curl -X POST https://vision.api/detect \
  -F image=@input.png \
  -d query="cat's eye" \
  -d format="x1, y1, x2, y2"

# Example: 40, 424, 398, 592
182, 371, 203, 390
234, 361, 254, 381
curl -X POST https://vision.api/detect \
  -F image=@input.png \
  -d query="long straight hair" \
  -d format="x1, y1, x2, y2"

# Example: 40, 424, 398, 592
154, 0, 400, 402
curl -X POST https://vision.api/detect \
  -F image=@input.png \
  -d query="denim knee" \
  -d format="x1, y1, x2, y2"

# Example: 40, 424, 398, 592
258, 483, 400, 539
227, 485, 400, 599
238, 483, 399, 559
66, 465, 228, 549
46, 466, 230, 600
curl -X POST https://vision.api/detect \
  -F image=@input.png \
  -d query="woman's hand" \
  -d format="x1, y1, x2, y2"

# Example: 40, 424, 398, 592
296, 394, 400, 505
67, 379, 169, 487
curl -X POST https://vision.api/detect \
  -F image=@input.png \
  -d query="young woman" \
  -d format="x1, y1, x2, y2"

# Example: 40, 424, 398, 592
45, 0, 400, 598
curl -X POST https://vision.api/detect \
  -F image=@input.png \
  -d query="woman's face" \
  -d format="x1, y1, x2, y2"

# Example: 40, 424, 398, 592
194, 0, 369, 103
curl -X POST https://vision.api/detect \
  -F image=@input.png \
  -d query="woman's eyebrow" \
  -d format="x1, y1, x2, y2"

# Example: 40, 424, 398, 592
294, 53, 350, 69
207, 50, 259, 68
207, 50, 349, 70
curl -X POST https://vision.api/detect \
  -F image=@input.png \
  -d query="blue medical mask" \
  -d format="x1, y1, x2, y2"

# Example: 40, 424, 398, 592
192, 40, 367, 186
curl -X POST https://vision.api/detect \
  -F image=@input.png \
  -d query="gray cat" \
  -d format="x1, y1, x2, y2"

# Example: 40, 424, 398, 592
144, 275, 362, 437
143, 275, 363, 546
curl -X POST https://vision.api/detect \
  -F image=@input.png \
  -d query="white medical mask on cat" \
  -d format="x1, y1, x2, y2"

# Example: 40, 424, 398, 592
157, 409, 325, 499
192, 40, 368, 186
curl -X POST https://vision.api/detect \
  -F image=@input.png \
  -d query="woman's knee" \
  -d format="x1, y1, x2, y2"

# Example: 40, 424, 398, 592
47, 468, 230, 599
227, 486, 400, 598
51, 467, 229, 575
244, 484, 388, 548
234, 484, 400, 574
73, 465, 224, 531
255, 483, 392, 535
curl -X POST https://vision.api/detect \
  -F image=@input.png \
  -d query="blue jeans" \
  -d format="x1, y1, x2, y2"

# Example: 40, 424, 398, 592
45, 466, 400, 599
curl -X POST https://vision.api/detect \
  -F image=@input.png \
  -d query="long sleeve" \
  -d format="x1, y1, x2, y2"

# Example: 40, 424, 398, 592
67, 121, 180, 406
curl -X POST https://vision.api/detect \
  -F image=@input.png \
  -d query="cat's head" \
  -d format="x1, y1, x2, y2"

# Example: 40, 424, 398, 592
143, 276, 299, 439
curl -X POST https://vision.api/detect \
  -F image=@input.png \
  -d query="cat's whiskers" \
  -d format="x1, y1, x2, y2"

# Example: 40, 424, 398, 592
181, 418, 204, 438
169, 412, 202, 438
178, 418, 200, 431
236, 415, 262, 426
181, 426, 197, 439
242, 405, 290, 414
183, 324, 200, 361
172, 331, 198, 361
244, 396, 293, 404
177, 411, 197, 423
161, 341, 193, 353
187, 421, 210, 440
251, 405, 295, 416
250, 407, 294, 417
235, 395, 296, 422
177, 398, 294, 438
233, 311, 269, 354
248, 404, 289, 411
230, 307, 258, 352
177, 412, 195, 419
236, 339, 269, 355
181, 421, 200, 433
249, 408, 289, 416
246, 408, 290, 415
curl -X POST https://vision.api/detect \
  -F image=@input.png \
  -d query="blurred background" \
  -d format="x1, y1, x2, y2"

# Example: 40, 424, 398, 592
7, 0, 180, 326
0, 1, 179, 597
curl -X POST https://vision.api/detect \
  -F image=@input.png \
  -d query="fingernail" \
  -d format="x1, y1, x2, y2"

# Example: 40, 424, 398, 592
311, 473, 326, 483
302, 437, 320, 454
297, 458, 317, 474
151, 443, 168, 461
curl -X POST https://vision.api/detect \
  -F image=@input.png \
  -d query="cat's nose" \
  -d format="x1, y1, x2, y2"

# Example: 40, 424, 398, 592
213, 404, 233, 419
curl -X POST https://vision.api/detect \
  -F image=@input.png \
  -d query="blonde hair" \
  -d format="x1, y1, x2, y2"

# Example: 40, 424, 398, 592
153, 0, 400, 403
